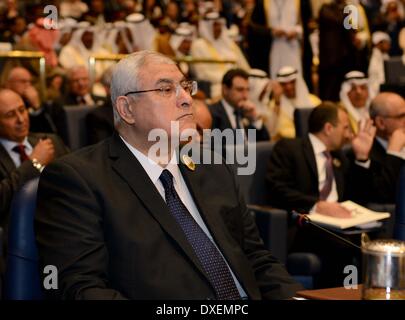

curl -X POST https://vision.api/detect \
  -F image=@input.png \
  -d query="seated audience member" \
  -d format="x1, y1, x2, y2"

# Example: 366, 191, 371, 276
125, 13, 157, 51
368, 31, 391, 97
339, 71, 372, 134
5, 67, 65, 136
267, 101, 377, 215
366, 92, 405, 203
208, 68, 270, 144
269, 66, 321, 140
60, 0, 89, 19
61, 66, 105, 106
156, 25, 194, 76
0, 89, 68, 223
191, 11, 251, 99
35, 51, 302, 300
248, 68, 272, 133
59, 22, 112, 80
86, 68, 114, 144
267, 102, 376, 287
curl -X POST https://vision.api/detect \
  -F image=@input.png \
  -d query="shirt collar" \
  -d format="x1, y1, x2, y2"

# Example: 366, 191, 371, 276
120, 136, 182, 187
308, 133, 327, 155
376, 136, 388, 150
0, 137, 32, 154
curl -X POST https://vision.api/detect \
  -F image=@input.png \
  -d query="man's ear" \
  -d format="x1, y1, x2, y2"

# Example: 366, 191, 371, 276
374, 116, 385, 131
324, 122, 333, 136
115, 96, 136, 125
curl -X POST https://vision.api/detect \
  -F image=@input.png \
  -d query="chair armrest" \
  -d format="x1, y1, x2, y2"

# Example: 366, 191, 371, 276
247, 204, 288, 264
287, 252, 321, 276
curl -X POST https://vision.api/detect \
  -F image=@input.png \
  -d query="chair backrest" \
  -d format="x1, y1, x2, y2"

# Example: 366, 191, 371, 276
63, 105, 98, 150
384, 57, 405, 85
394, 165, 405, 240
294, 108, 313, 138
249, 141, 274, 205
4, 178, 43, 300
226, 141, 273, 205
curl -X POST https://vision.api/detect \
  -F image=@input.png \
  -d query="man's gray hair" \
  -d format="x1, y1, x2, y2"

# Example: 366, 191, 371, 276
110, 50, 176, 125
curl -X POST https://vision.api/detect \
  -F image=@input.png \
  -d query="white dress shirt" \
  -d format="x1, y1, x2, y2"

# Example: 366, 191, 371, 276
0, 137, 33, 168
308, 133, 338, 203
120, 136, 247, 298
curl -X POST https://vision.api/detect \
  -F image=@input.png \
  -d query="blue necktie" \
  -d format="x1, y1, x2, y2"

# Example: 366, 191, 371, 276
159, 169, 241, 300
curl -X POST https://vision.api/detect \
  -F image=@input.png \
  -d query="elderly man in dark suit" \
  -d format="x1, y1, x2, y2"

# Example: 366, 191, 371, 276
35, 51, 301, 300
208, 68, 270, 143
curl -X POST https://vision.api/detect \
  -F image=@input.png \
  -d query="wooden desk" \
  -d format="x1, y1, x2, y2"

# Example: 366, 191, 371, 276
297, 285, 362, 300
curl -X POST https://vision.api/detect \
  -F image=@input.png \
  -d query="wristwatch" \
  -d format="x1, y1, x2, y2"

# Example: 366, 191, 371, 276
31, 158, 45, 172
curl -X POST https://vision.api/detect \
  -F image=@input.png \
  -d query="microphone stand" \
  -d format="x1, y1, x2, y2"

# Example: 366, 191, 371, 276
292, 210, 362, 251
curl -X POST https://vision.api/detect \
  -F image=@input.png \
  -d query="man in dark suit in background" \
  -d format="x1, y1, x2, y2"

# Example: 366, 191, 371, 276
0, 89, 68, 299
367, 92, 405, 203
208, 68, 270, 143
0, 89, 69, 224
61, 66, 105, 107
35, 51, 301, 300
267, 102, 376, 288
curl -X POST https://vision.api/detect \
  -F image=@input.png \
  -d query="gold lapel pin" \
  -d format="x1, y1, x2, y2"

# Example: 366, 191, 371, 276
333, 158, 341, 168
182, 154, 195, 171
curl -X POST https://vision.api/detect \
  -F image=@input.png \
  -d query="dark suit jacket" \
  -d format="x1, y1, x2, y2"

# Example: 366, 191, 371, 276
0, 133, 69, 225
35, 133, 301, 300
266, 136, 368, 213
85, 100, 114, 144
208, 101, 270, 142
367, 139, 404, 203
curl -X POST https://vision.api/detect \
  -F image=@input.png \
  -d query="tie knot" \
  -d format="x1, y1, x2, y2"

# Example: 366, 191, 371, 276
12, 144, 25, 153
160, 169, 174, 191
323, 150, 332, 160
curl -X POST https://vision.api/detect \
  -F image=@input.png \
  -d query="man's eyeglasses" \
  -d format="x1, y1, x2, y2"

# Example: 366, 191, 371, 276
124, 80, 198, 98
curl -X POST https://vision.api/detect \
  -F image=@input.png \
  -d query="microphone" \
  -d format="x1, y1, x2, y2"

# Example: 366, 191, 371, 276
291, 210, 361, 250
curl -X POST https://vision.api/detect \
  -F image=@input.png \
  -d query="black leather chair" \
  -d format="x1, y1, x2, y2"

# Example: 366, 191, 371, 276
4, 178, 43, 300
63, 105, 98, 150
228, 141, 321, 288
394, 165, 405, 240
294, 108, 313, 138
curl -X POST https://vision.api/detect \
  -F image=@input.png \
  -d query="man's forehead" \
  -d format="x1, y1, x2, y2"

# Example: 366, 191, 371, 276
0, 95, 24, 112
141, 63, 183, 82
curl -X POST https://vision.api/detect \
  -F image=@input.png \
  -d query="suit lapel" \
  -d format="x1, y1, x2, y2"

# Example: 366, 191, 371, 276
107, 135, 209, 282
302, 137, 318, 179
218, 102, 234, 131
0, 143, 16, 174
331, 152, 345, 200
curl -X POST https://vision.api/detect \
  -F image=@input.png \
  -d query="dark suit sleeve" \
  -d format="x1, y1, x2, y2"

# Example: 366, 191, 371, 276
229, 165, 302, 299
35, 160, 127, 300
266, 140, 318, 212
0, 162, 39, 223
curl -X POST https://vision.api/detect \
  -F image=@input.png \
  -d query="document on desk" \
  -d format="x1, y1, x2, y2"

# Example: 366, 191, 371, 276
309, 201, 390, 229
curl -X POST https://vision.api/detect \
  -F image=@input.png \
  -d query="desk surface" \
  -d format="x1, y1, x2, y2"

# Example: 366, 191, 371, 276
297, 285, 362, 300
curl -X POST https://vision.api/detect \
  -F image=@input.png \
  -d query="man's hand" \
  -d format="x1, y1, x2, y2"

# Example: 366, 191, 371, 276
272, 28, 286, 38
286, 30, 298, 40
30, 138, 55, 166
352, 119, 376, 160
238, 100, 259, 122
315, 201, 352, 218
387, 128, 405, 152
23, 85, 41, 110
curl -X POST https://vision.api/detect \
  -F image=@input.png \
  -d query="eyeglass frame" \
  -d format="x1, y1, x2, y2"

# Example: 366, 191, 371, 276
123, 80, 198, 98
